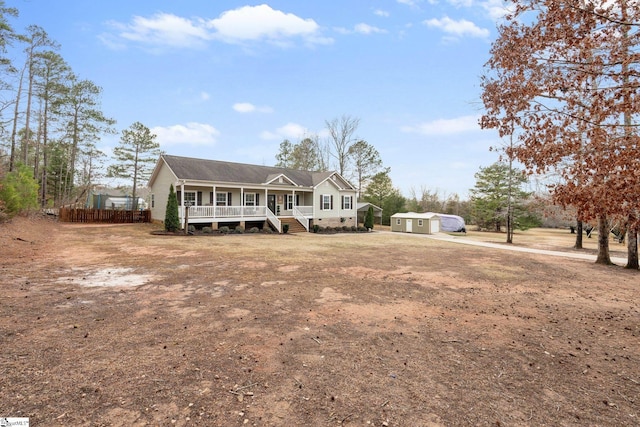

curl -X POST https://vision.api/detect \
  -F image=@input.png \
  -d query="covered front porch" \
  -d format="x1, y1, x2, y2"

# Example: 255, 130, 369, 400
176, 183, 313, 233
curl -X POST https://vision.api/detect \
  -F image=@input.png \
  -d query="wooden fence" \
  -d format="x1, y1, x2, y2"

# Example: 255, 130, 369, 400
59, 208, 151, 224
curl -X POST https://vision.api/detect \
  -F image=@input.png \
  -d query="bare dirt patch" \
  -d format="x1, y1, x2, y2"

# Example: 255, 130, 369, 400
1, 216, 638, 426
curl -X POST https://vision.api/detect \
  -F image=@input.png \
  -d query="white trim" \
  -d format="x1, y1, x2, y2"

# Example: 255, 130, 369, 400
321, 194, 332, 210
313, 172, 355, 191
244, 192, 257, 206
264, 173, 299, 186
342, 195, 353, 210
216, 192, 228, 206
184, 191, 197, 206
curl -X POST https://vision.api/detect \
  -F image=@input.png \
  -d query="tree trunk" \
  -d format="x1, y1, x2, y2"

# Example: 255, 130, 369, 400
506, 208, 513, 243
595, 214, 613, 265
620, 11, 637, 270
41, 99, 49, 208
9, 64, 26, 172
132, 144, 140, 210
22, 52, 35, 165
506, 148, 514, 244
625, 215, 639, 270
33, 104, 42, 183
574, 219, 583, 249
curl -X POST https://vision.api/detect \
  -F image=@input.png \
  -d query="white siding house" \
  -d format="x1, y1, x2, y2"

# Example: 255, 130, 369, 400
148, 155, 358, 233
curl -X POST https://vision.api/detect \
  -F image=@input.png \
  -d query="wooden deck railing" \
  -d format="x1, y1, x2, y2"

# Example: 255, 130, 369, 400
59, 208, 151, 223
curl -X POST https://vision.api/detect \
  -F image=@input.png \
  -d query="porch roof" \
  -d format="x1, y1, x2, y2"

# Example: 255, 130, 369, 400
162, 155, 336, 188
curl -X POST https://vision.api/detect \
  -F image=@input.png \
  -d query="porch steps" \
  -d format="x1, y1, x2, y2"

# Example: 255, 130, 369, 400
279, 217, 308, 233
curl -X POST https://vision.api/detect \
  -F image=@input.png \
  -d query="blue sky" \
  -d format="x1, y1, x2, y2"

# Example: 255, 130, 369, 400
10, 0, 509, 199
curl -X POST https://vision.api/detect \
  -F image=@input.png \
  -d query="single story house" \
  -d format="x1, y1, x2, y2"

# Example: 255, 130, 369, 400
391, 212, 441, 234
357, 202, 383, 225
148, 155, 358, 233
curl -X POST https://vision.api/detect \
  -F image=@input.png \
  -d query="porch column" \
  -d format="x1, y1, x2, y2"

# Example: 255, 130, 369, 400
212, 185, 216, 218
240, 187, 244, 217
180, 181, 186, 229
264, 188, 268, 214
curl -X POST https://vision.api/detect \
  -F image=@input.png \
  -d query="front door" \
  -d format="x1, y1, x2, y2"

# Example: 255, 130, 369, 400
406, 219, 413, 233
267, 195, 276, 214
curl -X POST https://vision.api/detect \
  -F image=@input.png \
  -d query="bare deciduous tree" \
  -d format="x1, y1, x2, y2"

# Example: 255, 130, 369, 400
325, 114, 360, 176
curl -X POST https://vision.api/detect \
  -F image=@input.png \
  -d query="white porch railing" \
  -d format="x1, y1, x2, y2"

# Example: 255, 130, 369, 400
296, 206, 313, 216
181, 205, 267, 218
266, 208, 281, 233
293, 206, 309, 232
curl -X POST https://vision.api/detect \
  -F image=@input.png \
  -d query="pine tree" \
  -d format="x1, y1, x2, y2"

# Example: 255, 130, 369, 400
164, 184, 180, 232
364, 205, 374, 230
108, 122, 160, 209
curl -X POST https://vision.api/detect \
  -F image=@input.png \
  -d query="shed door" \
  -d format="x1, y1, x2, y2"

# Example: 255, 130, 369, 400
432, 219, 440, 233
406, 219, 413, 233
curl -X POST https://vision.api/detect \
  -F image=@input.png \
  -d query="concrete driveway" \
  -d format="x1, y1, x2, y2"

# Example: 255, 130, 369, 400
378, 230, 628, 265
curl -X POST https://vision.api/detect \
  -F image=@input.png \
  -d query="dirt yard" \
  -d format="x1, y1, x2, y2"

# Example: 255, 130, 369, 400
1, 216, 638, 426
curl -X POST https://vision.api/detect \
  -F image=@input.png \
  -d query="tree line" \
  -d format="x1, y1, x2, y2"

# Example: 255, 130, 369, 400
274, 114, 541, 231
0, 1, 540, 231
0, 2, 159, 218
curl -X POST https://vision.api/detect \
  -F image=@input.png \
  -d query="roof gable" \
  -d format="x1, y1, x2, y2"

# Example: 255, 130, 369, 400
148, 155, 177, 188
264, 173, 298, 186
357, 202, 382, 212
313, 172, 355, 191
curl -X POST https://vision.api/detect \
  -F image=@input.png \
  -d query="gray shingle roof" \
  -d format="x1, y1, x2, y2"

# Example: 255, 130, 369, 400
162, 155, 345, 188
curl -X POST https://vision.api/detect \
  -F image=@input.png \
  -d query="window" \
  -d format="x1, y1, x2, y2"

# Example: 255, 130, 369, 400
321, 194, 332, 210
418, 219, 424, 227
286, 195, 294, 210
396, 218, 401, 225
245, 193, 257, 206
184, 191, 196, 206
216, 192, 228, 206
342, 195, 352, 210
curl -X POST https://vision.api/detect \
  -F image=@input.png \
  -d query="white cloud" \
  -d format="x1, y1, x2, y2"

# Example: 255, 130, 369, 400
480, 0, 514, 21
397, 0, 420, 6
200, 92, 210, 101
424, 16, 489, 39
335, 23, 387, 35
443, 0, 514, 21
374, 9, 390, 17
401, 115, 480, 135
152, 122, 220, 146
260, 122, 308, 140
354, 23, 387, 35
447, 0, 474, 6
207, 4, 332, 46
233, 102, 256, 113
232, 102, 274, 113
106, 13, 211, 49
102, 5, 332, 50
